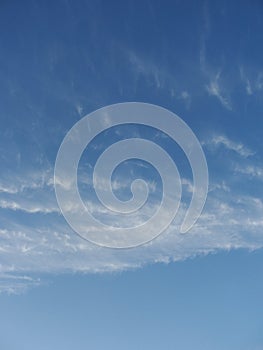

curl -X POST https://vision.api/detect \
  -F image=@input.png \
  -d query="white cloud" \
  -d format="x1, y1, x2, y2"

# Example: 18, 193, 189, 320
235, 164, 263, 180
208, 181, 230, 193
199, 9, 232, 111
1, 184, 263, 293
204, 134, 254, 158
75, 103, 84, 117
256, 72, 263, 90
0, 273, 41, 295
0, 169, 58, 214
126, 50, 192, 109
0, 168, 53, 194
206, 72, 232, 110
0, 198, 59, 214
1, 143, 263, 293
127, 50, 163, 90
0, 184, 18, 194
239, 66, 263, 95
239, 66, 253, 95
179, 91, 191, 109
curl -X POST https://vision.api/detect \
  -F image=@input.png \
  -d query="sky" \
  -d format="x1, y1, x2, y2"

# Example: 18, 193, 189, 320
0, 0, 263, 349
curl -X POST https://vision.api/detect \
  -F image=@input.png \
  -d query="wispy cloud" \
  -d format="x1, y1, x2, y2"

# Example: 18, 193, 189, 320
0, 198, 59, 214
239, 66, 253, 95
199, 5, 233, 111
0, 274, 41, 295
127, 50, 163, 90
126, 49, 192, 109
1, 140, 263, 293
179, 91, 191, 109
0, 184, 18, 194
235, 164, 263, 180
0, 168, 53, 194
206, 72, 232, 110
1, 184, 263, 293
0, 169, 58, 214
256, 72, 263, 90
239, 66, 263, 96
203, 134, 254, 158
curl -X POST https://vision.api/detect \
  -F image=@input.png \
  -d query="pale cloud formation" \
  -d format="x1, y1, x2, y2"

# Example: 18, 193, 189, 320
1, 136, 263, 293
203, 134, 254, 158
0, 274, 41, 295
0, 198, 59, 214
0, 168, 54, 194
126, 50, 192, 109
127, 50, 163, 90
1, 183, 263, 293
239, 66, 253, 95
235, 164, 263, 180
239, 65, 263, 95
206, 72, 232, 110
75, 103, 84, 117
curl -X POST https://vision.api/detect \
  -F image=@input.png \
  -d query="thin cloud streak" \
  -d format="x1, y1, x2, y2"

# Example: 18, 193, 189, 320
206, 72, 232, 110
1, 138, 263, 293
203, 134, 254, 158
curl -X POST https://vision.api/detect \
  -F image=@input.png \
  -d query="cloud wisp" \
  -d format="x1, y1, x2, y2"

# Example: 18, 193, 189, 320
0, 135, 263, 293
203, 134, 254, 158
206, 72, 232, 110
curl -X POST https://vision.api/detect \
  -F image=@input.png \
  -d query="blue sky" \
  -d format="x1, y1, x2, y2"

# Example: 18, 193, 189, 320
1, 0, 263, 348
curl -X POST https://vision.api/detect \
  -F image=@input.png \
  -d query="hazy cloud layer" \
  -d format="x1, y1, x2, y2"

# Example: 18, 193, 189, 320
1, 135, 263, 293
